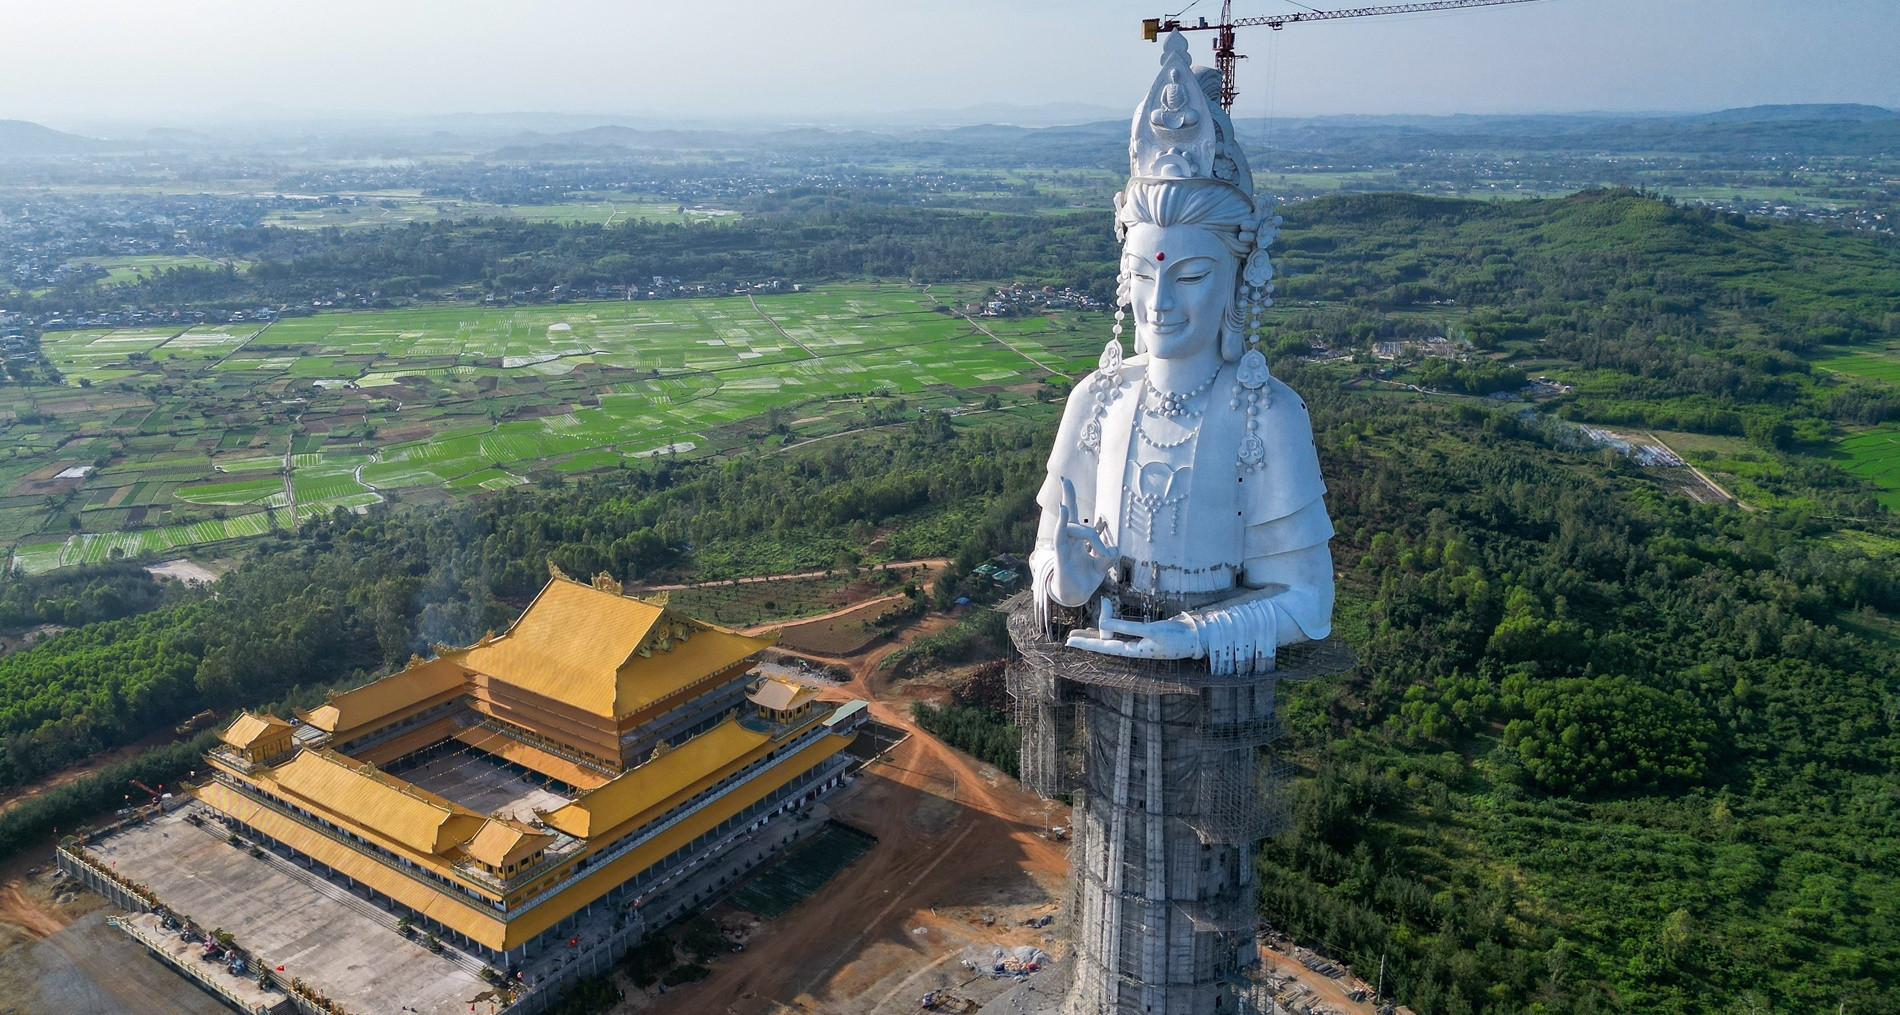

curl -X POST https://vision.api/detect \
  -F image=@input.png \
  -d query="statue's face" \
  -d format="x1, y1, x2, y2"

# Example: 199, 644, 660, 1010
1123, 222, 1237, 361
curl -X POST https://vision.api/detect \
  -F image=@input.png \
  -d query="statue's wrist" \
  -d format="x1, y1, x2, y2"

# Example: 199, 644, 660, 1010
1186, 596, 1280, 674
1050, 562, 1108, 608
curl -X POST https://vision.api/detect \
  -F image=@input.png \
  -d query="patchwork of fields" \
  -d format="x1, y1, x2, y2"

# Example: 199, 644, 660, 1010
1817, 343, 1900, 509
258, 195, 733, 230
3, 285, 1099, 571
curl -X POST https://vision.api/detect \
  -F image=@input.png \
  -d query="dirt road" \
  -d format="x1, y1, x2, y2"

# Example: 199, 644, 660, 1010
23, 912, 231, 1015
647, 712, 1069, 1015
642, 611, 1070, 1015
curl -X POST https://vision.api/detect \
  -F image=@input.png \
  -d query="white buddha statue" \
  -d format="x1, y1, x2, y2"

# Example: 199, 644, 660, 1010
1029, 33, 1334, 674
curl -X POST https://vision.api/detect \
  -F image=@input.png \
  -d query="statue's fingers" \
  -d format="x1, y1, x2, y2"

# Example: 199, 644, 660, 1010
1095, 617, 1151, 637
1065, 634, 1135, 656
1064, 522, 1104, 545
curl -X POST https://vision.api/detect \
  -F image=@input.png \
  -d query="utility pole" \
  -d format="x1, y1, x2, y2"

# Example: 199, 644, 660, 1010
1376, 951, 1387, 1005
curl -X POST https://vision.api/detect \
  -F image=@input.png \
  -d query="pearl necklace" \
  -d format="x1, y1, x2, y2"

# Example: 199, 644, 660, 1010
1142, 363, 1222, 417
1136, 409, 1202, 449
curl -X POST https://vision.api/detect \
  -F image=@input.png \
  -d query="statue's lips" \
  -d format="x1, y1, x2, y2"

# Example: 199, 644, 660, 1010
1146, 319, 1189, 336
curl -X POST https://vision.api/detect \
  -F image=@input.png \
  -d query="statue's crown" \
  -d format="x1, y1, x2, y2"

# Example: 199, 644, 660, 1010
1128, 32, 1252, 198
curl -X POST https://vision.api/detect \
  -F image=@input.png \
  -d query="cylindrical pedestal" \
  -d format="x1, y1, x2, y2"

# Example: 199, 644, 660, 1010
1062, 686, 1260, 1015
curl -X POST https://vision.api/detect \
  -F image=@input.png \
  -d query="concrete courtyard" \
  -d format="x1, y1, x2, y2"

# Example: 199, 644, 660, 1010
395, 749, 572, 823
82, 806, 494, 1015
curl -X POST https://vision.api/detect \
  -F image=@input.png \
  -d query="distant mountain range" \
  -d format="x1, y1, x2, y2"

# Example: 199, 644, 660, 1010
3, 103, 1894, 161
1691, 103, 1900, 123
480, 103, 1900, 164
0, 119, 102, 158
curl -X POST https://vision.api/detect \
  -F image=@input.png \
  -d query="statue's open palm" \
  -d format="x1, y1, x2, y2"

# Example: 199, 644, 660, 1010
1066, 616, 1199, 660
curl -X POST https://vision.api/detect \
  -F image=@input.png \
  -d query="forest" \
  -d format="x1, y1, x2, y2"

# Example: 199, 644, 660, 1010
0, 188, 1896, 1014
7, 202, 1123, 317
0, 410, 1042, 793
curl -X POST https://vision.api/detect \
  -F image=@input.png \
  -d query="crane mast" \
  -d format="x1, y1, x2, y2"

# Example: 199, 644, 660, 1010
1143, 0, 1551, 110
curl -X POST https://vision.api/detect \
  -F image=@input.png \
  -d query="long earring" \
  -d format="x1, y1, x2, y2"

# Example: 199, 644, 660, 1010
1116, 270, 1145, 355
1221, 301, 1244, 361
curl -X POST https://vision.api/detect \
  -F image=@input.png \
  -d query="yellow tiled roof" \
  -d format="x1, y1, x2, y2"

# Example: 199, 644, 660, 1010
451, 726, 612, 791
748, 676, 820, 713
342, 715, 464, 768
539, 719, 773, 839
500, 731, 854, 949
263, 750, 483, 856
461, 820, 555, 869
198, 730, 858, 950
297, 656, 466, 735
196, 781, 507, 945
219, 711, 293, 750
459, 577, 774, 720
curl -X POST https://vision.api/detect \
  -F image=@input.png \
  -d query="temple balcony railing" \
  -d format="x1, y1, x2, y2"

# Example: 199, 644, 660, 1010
737, 707, 826, 742
464, 715, 618, 778
206, 771, 513, 913
498, 721, 842, 920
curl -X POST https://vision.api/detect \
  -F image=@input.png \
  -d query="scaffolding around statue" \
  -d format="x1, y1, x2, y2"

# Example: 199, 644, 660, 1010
1004, 593, 1352, 1014
1005, 591, 1349, 821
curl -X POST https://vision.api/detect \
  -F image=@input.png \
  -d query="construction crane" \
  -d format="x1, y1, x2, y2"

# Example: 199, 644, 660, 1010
1144, 0, 1551, 110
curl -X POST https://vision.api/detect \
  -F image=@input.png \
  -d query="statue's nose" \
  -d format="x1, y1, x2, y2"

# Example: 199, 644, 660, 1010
1148, 276, 1176, 314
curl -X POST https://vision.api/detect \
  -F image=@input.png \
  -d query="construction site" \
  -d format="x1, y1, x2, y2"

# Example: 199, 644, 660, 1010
0, 562, 1396, 1015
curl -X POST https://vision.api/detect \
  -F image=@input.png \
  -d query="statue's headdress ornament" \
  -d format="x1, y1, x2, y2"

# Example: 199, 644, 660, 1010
1128, 31, 1253, 198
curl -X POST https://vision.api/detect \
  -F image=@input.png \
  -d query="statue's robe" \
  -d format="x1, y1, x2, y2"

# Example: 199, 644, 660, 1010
1032, 352, 1334, 642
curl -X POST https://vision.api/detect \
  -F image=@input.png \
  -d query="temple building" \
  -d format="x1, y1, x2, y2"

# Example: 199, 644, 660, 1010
197, 570, 863, 967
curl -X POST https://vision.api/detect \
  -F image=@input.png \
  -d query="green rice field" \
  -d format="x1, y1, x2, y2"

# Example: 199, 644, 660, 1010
1815, 344, 1900, 386
4, 285, 1101, 571
1834, 426, 1900, 511
70, 253, 248, 287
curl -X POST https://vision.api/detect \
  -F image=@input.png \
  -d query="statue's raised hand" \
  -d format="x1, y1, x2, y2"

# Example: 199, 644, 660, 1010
1049, 478, 1114, 607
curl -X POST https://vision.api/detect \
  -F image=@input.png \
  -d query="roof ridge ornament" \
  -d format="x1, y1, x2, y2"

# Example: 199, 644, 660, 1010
592, 571, 623, 595
1128, 31, 1252, 197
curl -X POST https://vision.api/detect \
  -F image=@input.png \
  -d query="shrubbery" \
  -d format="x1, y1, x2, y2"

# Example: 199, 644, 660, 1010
1414, 357, 1526, 395
1505, 676, 1715, 795
911, 701, 1018, 777
0, 731, 218, 858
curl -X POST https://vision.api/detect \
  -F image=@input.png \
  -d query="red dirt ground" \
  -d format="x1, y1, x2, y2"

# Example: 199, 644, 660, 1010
639, 616, 1071, 1015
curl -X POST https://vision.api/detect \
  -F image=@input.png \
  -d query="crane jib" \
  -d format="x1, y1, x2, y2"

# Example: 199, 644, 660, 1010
1141, 0, 1551, 108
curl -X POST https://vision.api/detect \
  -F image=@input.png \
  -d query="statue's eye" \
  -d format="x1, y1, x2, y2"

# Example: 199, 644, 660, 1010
1178, 273, 1208, 284
1133, 271, 1156, 282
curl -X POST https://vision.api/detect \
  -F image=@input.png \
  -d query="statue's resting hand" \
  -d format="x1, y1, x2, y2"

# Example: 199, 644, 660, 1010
1048, 478, 1114, 608
1064, 587, 1287, 674
1066, 616, 1199, 660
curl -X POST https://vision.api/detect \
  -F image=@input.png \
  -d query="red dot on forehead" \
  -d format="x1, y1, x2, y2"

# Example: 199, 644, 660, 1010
1155, 251, 1165, 261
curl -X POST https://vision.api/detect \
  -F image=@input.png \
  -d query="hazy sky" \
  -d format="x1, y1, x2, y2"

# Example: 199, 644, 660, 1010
6, 0, 1897, 127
